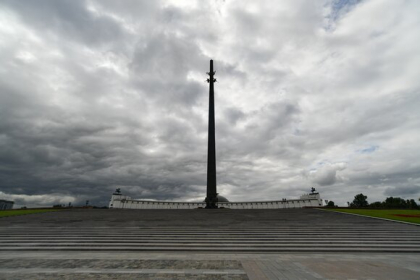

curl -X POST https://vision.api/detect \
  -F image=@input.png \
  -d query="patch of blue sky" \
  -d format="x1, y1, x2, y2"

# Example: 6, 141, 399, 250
324, 0, 363, 31
357, 145, 379, 154
316, 160, 328, 167
311, 160, 342, 169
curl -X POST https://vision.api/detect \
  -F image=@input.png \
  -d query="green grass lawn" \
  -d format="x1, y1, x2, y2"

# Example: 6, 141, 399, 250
0, 209, 62, 218
325, 208, 420, 225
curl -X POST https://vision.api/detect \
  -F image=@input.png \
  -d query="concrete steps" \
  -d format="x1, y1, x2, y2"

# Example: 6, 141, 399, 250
1, 227, 420, 252
1, 209, 419, 253
2, 247, 420, 253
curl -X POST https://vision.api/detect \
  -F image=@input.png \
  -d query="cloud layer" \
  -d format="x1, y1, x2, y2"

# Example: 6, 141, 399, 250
0, 0, 419, 207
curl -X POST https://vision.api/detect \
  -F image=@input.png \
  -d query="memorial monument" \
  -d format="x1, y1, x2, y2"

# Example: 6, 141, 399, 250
108, 60, 323, 210
205, 60, 219, 209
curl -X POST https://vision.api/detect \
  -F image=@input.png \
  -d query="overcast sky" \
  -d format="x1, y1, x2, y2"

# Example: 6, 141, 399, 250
1, 0, 419, 207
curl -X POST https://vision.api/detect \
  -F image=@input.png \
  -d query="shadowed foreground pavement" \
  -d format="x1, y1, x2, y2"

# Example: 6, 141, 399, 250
0, 208, 419, 279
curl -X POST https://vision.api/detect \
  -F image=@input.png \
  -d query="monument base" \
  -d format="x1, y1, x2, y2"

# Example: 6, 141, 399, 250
109, 192, 323, 209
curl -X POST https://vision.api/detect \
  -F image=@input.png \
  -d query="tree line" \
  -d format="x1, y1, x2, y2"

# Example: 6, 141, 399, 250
327, 193, 419, 209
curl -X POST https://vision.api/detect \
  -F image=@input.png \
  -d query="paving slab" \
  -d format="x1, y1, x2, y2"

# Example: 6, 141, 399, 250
1, 252, 419, 280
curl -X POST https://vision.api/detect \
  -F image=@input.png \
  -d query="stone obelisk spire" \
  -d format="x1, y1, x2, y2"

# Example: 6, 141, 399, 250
205, 60, 218, 209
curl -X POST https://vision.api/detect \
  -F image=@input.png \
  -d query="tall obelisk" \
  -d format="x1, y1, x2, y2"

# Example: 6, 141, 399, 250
205, 60, 218, 209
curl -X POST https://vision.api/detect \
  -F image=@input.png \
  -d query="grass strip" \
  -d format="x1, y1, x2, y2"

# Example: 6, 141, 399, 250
0, 209, 62, 218
324, 208, 420, 225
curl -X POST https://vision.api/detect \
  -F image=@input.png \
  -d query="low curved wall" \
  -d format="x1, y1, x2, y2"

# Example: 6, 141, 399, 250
109, 194, 323, 209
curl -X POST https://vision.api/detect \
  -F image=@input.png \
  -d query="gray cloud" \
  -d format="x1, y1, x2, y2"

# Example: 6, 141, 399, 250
0, 0, 419, 207
384, 185, 420, 198
2, 0, 127, 46
308, 162, 346, 186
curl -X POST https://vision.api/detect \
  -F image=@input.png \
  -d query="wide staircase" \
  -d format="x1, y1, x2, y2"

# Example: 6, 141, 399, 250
1, 209, 420, 252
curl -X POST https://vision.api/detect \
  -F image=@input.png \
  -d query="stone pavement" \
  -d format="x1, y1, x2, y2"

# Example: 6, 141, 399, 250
0, 209, 419, 279
1, 252, 419, 280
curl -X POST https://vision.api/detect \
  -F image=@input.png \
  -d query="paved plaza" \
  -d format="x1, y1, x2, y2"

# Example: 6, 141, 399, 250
1, 208, 419, 279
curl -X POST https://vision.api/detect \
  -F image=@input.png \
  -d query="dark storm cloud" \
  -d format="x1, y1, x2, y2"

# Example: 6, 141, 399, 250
224, 107, 246, 126
0, 0, 419, 207
130, 32, 208, 107
384, 185, 420, 198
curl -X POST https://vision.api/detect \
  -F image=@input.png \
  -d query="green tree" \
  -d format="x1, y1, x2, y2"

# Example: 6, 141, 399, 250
383, 197, 407, 209
326, 201, 336, 207
407, 199, 419, 209
369, 201, 383, 208
350, 193, 369, 208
